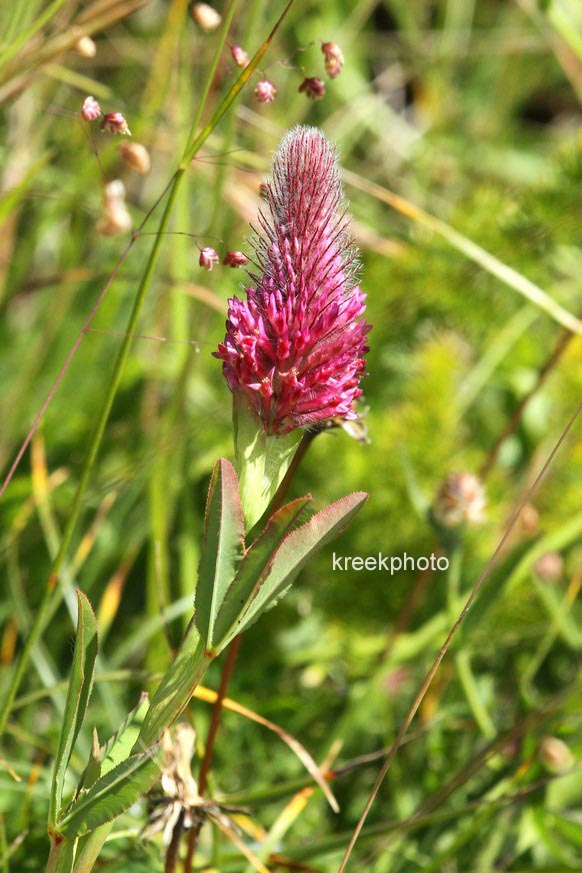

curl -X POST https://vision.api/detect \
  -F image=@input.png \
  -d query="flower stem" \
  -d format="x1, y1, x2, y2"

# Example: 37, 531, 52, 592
183, 634, 243, 873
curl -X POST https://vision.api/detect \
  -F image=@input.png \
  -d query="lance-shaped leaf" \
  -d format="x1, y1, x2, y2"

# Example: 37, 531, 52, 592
49, 590, 98, 827
76, 693, 150, 797
217, 493, 368, 649
134, 618, 214, 749
194, 458, 245, 648
57, 747, 160, 838
211, 496, 311, 648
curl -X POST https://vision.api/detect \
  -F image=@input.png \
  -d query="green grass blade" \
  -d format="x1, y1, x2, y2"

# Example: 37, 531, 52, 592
49, 591, 98, 827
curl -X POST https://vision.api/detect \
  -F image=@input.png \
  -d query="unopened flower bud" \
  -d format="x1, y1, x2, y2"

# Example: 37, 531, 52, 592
75, 36, 97, 58
540, 736, 574, 772
119, 141, 151, 174
231, 43, 249, 69
254, 80, 276, 104
190, 2, 221, 31
223, 250, 248, 267
321, 41, 344, 78
101, 112, 131, 136
81, 96, 101, 121
298, 77, 326, 101
199, 247, 219, 271
97, 180, 132, 236
533, 551, 564, 583
432, 472, 486, 528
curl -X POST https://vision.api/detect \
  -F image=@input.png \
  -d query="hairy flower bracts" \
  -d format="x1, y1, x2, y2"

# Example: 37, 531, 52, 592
216, 126, 370, 435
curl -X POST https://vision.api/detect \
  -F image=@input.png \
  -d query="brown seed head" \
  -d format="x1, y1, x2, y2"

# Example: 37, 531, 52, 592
298, 76, 326, 100
119, 141, 151, 174
321, 41, 344, 78
223, 250, 249, 267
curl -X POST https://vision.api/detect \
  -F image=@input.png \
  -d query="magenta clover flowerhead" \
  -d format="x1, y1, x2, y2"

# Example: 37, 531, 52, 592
215, 125, 370, 436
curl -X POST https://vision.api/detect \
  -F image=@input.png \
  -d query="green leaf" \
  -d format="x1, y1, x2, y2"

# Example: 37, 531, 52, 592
211, 496, 311, 648
99, 692, 149, 776
76, 692, 150, 796
194, 458, 245, 649
218, 492, 368, 648
49, 590, 98, 827
233, 392, 303, 529
57, 748, 160, 838
134, 617, 213, 749
76, 728, 102, 797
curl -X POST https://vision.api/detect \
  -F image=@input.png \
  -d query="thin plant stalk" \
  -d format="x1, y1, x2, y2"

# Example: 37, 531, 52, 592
182, 634, 243, 873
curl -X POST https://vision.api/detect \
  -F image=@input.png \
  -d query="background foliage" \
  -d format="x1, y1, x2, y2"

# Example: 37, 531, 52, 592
0, 0, 581, 870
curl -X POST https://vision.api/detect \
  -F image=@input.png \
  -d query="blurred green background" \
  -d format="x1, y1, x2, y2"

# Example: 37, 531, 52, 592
0, 0, 581, 870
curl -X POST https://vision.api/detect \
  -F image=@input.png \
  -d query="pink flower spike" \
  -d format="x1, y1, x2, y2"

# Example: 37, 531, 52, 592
321, 41, 344, 78
101, 112, 131, 136
231, 44, 249, 69
223, 251, 249, 267
81, 96, 101, 121
298, 77, 325, 100
215, 126, 371, 435
254, 80, 276, 104
199, 247, 219, 271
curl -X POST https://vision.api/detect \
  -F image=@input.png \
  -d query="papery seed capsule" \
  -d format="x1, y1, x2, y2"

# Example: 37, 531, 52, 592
101, 112, 131, 136
199, 247, 220, 270
81, 95, 101, 121
223, 251, 249, 267
96, 179, 132, 235
298, 77, 325, 100
321, 41, 344, 78
432, 472, 486, 528
533, 551, 564, 583
540, 736, 574, 772
231, 44, 249, 69
119, 141, 151, 174
190, 2, 221, 31
75, 36, 97, 58
254, 80, 276, 104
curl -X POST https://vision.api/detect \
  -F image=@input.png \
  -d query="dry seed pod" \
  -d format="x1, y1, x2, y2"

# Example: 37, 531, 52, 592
298, 77, 326, 100
119, 141, 151, 174
432, 472, 486, 528
540, 736, 574, 772
96, 180, 132, 236
223, 250, 248, 267
190, 2, 221, 31
255, 80, 276, 104
321, 41, 344, 78
231, 44, 249, 69
199, 247, 219, 270
81, 96, 101, 121
101, 112, 131, 136
75, 36, 97, 58
532, 551, 564, 583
